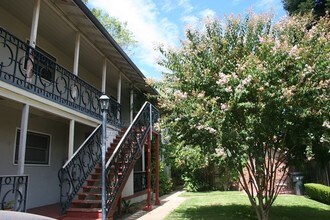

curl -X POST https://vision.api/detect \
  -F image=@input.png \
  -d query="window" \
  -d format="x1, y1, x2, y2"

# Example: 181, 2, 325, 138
14, 129, 51, 165
26, 41, 56, 82
35, 45, 56, 82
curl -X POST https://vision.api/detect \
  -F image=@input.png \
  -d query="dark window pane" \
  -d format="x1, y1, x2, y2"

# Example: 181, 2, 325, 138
15, 129, 50, 165
26, 41, 56, 82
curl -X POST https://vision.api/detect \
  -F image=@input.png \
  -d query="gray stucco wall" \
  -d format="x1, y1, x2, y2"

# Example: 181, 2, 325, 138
0, 104, 68, 208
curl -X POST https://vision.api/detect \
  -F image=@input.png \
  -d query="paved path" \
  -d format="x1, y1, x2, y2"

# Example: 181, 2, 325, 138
0, 210, 56, 220
124, 190, 186, 220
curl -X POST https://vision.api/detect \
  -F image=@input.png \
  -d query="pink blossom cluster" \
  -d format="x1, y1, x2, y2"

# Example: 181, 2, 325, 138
235, 75, 252, 93
323, 121, 330, 129
282, 85, 296, 99
174, 90, 187, 99
215, 148, 226, 157
216, 72, 230, 86
196, 124, 217, 134
220, 103, 228, 111
289, 45, 299, 58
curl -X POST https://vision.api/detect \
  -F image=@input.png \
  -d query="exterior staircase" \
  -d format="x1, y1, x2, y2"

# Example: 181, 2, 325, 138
61, 129, 126, 220
59, 102, 159, 220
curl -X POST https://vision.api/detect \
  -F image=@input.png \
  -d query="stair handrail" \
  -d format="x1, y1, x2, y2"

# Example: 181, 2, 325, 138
105, 101, 159, 217
58, 124, 102, 213
106, 102, 158, 166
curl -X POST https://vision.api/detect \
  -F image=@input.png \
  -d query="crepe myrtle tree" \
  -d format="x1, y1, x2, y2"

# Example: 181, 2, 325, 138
282, 0, 330, 18
157, 12, 329, 220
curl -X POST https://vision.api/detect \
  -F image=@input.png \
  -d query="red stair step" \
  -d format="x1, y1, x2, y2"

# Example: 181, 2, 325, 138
61, 127, 135, 220
72, 200, 101, 205
82, 185, 101, 193
91, 173, 101, 179
86, 179, 101, 186
64, 207, 102, 219
78, 193, 102, 200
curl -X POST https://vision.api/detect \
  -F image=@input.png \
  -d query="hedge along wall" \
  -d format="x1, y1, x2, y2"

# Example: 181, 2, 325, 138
304, 183, 330, 205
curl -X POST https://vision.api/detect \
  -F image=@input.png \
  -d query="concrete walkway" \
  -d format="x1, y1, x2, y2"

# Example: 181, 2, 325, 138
0, 210, 56, 220
124, 190, 186, 220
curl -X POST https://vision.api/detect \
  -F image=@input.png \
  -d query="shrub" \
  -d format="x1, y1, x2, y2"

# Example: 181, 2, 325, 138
304, 183, 330, 205
183, 174, 210, 192
159, 172, 173, 196
121, 199, 138, 214
154, 161, 174, 196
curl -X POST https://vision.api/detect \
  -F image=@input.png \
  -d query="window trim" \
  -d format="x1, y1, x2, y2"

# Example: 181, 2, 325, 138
13, 128, 52, 166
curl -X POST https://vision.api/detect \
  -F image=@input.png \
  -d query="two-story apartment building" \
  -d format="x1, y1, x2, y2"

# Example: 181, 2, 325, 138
0, 0, 160, 219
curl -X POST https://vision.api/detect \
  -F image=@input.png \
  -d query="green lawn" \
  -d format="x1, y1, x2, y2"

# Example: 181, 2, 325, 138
164, 191, 330, 220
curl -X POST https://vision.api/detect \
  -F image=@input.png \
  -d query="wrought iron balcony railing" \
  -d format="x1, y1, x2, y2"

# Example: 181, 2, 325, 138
0, 27, 120, 126
0, 175, 28, 212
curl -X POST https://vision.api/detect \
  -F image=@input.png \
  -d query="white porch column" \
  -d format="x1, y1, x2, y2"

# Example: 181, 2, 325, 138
69, 33, 80, 148
102, 58, 107, 93
73, 33, 80, 76
117, 74, 122, 104
17, 0, 41, 174
29, 0, 41, 48
17, 105, 29, 175
130, 85, 134, 123
68, 119, 75, 159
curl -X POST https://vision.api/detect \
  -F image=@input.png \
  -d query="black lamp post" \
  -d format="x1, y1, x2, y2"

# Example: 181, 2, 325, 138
99, 94, 109, 220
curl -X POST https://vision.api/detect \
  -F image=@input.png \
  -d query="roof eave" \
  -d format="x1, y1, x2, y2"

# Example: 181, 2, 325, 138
72, 0, 158, 95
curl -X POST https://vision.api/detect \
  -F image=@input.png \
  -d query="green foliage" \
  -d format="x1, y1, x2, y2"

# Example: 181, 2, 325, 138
215, 164, 239, 191
157, 12, 330, 220
282, 0, 330, 18
91, 8, 137, 52
181, 162, 238, 192
161, 139, 237, 192
121, 199, 137, 214
183, 172, 210, 192
158, 161, 174, 196
82, 0, 137, 53
305, 183, 330, 204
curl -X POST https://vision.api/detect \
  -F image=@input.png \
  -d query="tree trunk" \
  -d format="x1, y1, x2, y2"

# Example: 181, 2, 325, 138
255, 207, 270, 220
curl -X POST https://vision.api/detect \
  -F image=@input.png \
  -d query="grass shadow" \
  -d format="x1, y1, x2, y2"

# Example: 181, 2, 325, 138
168, 203, 330, 220
269, 205, 330, 220
169, 204, 255, 220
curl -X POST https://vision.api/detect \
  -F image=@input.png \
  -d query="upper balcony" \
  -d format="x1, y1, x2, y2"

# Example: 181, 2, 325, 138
0, 27, 120, 126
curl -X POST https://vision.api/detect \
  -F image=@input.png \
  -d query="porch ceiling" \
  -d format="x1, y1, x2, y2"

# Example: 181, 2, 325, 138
0, 96, 69, 125
0, 0, 157, 95
54, 0, 157, 95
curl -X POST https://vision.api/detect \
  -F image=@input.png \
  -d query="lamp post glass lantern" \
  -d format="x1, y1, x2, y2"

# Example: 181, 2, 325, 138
100, 94, 110, 112
99, 94, 109, 220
